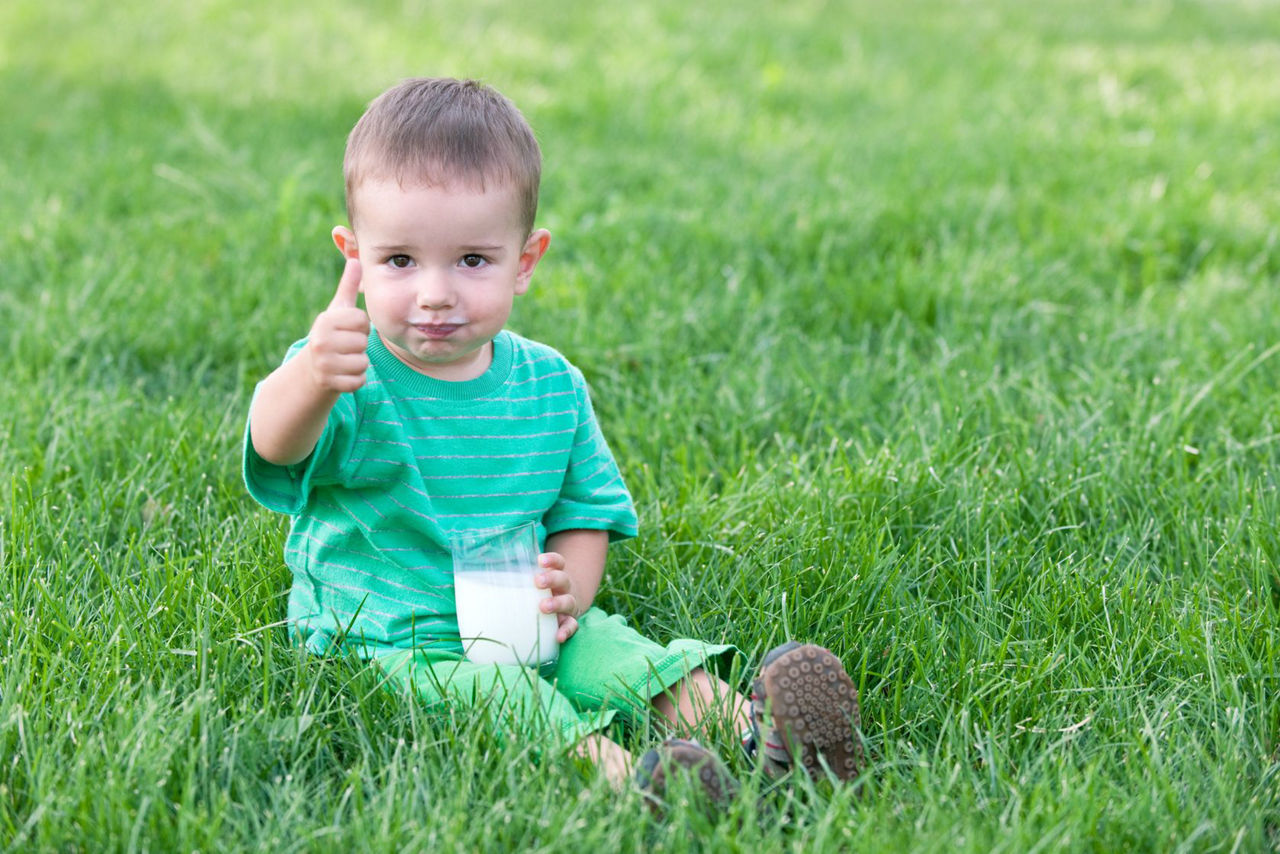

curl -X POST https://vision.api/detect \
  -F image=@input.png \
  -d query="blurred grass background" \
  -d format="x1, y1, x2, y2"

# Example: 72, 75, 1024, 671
2, 0, 1278, 850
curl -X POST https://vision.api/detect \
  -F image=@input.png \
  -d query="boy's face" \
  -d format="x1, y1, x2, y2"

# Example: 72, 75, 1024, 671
334, 179, 549, 381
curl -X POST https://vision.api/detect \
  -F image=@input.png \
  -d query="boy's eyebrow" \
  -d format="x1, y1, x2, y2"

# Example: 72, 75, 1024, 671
369, 242, 508, 254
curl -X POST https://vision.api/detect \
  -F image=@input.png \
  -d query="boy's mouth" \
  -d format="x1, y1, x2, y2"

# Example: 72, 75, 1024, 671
414, 322, 464, 339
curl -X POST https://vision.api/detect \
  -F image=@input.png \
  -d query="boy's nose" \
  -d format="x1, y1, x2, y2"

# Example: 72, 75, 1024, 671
416, 270, 456, 309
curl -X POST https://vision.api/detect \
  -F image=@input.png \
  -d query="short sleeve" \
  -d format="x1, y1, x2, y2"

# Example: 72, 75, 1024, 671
242, 341, 358, 516
542, 372, 638, 541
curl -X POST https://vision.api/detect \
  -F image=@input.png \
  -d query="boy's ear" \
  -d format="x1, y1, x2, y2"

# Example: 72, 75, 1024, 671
514, 229, 551, 294
332, 226, 358, 259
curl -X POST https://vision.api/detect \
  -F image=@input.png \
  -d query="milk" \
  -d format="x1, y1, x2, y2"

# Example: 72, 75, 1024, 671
454, 569, 560, 667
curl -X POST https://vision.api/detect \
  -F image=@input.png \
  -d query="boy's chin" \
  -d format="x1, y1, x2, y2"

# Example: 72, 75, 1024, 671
389, 339, 493, 382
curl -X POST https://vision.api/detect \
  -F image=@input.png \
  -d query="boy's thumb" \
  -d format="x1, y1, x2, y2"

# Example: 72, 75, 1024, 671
329, 258, 363, 309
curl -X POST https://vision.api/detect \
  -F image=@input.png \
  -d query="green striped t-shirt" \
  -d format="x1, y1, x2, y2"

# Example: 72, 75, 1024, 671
244, 329, 638, 658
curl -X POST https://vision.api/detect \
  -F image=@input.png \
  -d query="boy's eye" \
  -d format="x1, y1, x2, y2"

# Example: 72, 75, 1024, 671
387, 255, 413, 269
460, 254, 487, 269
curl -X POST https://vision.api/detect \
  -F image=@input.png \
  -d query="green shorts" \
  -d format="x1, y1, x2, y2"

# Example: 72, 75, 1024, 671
375, 607, 738, 745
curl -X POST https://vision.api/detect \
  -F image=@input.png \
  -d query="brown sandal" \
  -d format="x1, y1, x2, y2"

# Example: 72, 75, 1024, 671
634, 738, 738, 812
748, 642, 863, 781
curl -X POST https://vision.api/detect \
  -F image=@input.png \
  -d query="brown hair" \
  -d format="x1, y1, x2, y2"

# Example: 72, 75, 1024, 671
343, 78, 541, 234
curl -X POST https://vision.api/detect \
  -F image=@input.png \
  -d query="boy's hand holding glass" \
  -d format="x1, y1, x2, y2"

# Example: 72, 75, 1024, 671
535, 552, 584, 644
305, 258, 370, 394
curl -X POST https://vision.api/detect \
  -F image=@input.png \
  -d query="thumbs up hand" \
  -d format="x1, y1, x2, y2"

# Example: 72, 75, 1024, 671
305, 258, 370, 394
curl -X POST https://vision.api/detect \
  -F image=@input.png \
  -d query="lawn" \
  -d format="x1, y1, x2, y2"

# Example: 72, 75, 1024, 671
2, 0, 1278, 850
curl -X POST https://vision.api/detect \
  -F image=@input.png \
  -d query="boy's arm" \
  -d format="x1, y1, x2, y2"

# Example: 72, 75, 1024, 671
249, 259, 369, 466
538, 528, 609, 641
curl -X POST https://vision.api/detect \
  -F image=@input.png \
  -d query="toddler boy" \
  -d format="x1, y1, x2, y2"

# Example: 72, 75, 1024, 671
244, 77, 861, 799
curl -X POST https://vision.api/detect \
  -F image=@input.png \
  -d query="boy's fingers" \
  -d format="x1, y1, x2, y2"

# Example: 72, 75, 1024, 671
541, 592, 577, 616
329, 258, 363, 310
536, 569, 570, 592
557, 616, 578, 643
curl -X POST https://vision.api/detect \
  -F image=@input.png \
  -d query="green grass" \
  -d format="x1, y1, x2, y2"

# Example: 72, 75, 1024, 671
2, 0, 1279, 850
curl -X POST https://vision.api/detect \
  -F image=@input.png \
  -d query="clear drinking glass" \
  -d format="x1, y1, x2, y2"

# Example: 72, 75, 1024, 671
450, 522, 560, 667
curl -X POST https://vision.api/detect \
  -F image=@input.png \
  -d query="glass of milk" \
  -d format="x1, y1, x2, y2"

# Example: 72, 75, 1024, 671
450, 522, 560, 668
